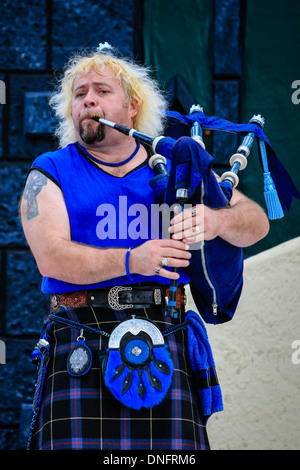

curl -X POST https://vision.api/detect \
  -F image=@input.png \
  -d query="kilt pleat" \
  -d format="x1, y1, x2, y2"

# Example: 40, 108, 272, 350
31, 305, 210, 450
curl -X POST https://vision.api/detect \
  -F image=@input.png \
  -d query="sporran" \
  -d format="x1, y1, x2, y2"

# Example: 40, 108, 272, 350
100, 316, 174, 410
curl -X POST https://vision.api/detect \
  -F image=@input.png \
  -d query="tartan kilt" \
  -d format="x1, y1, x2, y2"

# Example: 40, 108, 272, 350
31, 305, 210, 450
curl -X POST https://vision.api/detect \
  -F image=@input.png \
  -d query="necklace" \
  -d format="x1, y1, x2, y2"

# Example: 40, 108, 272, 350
78, 140, 140, 167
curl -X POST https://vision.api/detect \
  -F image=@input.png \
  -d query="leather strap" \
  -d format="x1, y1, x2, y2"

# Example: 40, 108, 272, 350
50, 284, 186, 312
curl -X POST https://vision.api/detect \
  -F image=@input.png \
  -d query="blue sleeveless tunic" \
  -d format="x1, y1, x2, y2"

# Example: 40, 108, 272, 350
30, 142, 190, 294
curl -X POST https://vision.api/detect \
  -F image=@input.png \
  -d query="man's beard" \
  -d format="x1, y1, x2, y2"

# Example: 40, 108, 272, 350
79, 120, 105, 144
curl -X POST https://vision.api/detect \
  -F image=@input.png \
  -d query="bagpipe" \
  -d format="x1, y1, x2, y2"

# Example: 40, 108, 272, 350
93, 108, 300, 324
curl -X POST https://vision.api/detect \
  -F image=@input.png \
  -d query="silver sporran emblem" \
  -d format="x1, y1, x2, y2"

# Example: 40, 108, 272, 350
67, 330, 92, 377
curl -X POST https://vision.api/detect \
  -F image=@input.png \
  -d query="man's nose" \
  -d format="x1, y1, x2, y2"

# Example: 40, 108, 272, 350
84, 90, 98, 107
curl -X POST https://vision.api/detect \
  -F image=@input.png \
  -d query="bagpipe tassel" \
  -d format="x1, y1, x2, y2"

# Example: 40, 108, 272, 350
264, 171, 284, 220
259, 139, 284, 220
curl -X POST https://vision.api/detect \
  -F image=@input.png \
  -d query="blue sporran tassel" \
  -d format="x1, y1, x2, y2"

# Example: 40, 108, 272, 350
27, 322, 53, 450
259, 139, 284, 220
185, 310, 223, 417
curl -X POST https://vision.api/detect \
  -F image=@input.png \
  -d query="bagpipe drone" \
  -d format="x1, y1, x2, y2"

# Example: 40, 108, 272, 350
92, 107, 300, 324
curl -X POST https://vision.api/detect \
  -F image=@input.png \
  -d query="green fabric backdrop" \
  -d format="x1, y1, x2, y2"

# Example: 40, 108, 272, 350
241, 0, 300, 256
143, 0, 300, 257
143, 0, 213, 114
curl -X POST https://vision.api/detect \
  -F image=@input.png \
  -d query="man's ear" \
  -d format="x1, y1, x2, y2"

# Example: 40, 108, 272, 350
129, 98, 139, 119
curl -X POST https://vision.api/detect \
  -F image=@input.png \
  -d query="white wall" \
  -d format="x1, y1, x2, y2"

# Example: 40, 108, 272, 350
186, 237, 300, 450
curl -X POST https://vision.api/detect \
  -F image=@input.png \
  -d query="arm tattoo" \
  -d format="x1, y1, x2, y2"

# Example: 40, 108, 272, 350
23, 170, 48, 220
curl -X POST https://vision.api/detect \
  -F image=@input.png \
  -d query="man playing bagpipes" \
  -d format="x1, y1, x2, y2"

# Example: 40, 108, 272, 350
21, 43, 295, 451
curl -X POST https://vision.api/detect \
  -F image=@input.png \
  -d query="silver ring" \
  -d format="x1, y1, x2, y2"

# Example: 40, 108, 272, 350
195, 225, 200, 234
191, 207, 196, 217
154, 267, 161, 276
161, 257, 169, 266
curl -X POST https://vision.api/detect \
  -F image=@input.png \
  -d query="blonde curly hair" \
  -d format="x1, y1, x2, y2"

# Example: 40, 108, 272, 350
49, 49, 168, 149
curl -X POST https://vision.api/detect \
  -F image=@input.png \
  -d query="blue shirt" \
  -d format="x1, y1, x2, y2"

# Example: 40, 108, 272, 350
30, 142, 190, 294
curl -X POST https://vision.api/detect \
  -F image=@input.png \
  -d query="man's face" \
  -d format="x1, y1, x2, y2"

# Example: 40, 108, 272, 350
72, 66, 137, 146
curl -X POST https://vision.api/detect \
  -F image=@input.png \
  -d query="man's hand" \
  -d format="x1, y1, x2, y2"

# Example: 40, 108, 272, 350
168, 204, 219, 244
168, 195, 269, 248
129, 239, 191, 280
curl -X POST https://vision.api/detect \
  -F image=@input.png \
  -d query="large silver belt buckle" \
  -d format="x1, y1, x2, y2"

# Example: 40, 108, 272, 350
108, 286, 133, 310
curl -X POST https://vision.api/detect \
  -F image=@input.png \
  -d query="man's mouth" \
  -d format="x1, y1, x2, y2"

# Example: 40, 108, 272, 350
79, 114, 102, 124
81, 116, 97, 123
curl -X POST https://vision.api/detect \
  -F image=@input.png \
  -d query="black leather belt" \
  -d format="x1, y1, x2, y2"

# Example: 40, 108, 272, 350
50, 284, 186, 312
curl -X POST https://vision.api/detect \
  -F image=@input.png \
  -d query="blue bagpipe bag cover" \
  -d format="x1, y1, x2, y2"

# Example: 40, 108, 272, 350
164, 136, 244, 324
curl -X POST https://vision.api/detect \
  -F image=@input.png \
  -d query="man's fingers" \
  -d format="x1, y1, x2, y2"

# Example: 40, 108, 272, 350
169, 206, 204, 239
160, 247, 192, 260
153, 266, 180, 280
158, 238, 190, 250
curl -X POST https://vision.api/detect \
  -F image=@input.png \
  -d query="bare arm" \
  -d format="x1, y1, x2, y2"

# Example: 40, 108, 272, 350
20, 170, 191, 284
213, 189, 270, 246
20, 170, 129, 284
